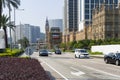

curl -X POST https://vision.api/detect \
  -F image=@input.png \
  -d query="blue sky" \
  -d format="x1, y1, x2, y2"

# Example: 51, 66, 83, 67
6, 0, 64, 33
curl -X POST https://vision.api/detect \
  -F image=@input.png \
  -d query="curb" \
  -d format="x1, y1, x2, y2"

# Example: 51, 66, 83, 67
90, 55, 104, 58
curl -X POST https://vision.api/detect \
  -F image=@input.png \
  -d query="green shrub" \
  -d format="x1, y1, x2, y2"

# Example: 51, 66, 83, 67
88, 50, 103, 55
0, 48, 23, 57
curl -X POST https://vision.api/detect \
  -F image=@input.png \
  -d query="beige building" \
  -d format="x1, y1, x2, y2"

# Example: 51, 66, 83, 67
48, 27, 62, 49
62, 3, 120, 43
92, 3, 120, 40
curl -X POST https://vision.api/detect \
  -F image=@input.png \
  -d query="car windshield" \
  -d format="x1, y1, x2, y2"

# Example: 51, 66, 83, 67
79, 50, 87, 53
40, 50, 48, 52
116, 53, 120, 57
56, 50, 61, 52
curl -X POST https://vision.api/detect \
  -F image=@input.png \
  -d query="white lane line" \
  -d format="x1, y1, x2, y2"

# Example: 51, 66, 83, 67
70, 67, 85, 76
38, 58, 69, 80
82, 65, 120, 78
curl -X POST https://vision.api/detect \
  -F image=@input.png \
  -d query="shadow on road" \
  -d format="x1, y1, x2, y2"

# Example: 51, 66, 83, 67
46, 71, 56, 80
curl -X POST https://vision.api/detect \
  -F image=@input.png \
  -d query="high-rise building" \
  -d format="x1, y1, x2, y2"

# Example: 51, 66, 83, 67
79, 0, 119, 31
49, 19, 63, 32
15, 24, 41, 43
64, 0, 78, 33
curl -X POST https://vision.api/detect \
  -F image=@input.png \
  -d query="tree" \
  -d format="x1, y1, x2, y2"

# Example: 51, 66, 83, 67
1, 14, 15, 48
18, 37, 29, 49
0, 0, 20, 27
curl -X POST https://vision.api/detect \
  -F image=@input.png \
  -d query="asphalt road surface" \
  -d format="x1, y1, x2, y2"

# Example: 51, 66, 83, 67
31, 52, 120, 80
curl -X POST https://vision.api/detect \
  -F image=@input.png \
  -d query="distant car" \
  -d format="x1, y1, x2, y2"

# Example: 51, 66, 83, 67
39, 49, 49, 56
74, 49, 89, 58
48, 50, 52, 55
55, 49, 61, 54
104, 52, 120, 66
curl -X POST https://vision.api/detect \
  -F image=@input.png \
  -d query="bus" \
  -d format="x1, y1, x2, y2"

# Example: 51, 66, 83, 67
0, 29, 5, 52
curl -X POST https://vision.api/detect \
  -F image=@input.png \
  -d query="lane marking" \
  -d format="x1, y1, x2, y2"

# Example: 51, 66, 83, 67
70, 67, 85, 76
82, 65, 120, 78
38, 58, 69, 80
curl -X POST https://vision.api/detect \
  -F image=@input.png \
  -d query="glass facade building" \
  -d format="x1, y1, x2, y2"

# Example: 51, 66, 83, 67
64, 0, 78, 33
79, 0, 119, 31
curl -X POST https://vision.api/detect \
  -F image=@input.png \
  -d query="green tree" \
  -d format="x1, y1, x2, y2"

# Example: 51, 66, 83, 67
0, 0, 20, 27
18, 37, 29, 49
1, 14, 15, 48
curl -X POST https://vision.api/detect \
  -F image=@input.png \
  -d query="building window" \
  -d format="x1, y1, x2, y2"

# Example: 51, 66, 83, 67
85, 10, 89, 15
85, 15, 89, 19
115, 0, 118, 4
91, 0, 94, 3
85, 0, 89, 3
85, 4, 89, 9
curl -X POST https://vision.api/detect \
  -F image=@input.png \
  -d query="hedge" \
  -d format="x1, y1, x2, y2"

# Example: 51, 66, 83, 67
0, 48, 24, 57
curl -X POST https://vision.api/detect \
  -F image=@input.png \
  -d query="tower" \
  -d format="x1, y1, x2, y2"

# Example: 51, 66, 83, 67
45, 17, 49, 48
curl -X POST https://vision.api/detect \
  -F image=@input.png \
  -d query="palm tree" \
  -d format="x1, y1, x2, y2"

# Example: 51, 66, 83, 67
1, 14, 15, 48
0, 0, 20, 28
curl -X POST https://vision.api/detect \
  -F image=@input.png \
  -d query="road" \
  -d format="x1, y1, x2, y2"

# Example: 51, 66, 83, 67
31, 52, 120, 80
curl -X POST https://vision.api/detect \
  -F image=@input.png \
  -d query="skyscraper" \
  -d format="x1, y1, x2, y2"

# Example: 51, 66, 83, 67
64, 0, 78, 33
15, 24, 41, 43
79, 0, 119, 31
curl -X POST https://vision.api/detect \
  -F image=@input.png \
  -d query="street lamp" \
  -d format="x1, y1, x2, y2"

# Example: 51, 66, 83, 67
14, 8, 24, 44
8, 1, 12, 51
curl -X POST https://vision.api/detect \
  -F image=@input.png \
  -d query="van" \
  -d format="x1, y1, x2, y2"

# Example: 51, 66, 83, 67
74, 49, 89, 58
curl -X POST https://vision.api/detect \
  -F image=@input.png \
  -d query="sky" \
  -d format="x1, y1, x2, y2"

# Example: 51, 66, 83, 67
4, 0, 64, 33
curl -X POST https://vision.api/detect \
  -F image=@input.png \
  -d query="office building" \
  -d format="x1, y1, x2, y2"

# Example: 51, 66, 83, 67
64, 0, 78, 33
79, 0, 119, 31
15, 24, 41, 43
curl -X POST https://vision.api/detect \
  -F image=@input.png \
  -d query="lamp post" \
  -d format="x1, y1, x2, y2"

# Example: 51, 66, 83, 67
14, 8, 24, 44
8, 1, 12, 51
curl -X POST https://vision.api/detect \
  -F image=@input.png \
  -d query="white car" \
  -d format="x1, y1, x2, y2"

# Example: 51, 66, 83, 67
74, 49, 89, 58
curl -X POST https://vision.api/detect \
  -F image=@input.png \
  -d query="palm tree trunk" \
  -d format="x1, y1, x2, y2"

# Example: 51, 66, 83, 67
0, 0, 2, 28
3, 27, 8, 48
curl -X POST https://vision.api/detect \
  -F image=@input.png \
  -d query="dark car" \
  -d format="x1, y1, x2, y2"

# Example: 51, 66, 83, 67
104, 52, 120, 66
39, 49, 49, 56
55, 50, 61, 54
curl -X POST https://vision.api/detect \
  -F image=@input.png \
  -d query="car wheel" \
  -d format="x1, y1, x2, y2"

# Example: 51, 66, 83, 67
75, 54, 77, 58
115, 60, 120, 66
105, 59, 109, 64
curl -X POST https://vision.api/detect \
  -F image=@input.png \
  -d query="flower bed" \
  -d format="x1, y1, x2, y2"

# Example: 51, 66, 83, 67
0, 57, 50, 80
